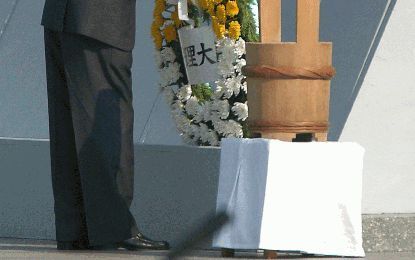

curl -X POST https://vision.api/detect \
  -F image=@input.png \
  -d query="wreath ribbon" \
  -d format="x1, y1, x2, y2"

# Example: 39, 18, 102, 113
178, 0, 190, 20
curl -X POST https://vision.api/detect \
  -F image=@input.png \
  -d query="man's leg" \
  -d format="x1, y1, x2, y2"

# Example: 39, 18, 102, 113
43, 28, 89, 246
59, 31, 138, 246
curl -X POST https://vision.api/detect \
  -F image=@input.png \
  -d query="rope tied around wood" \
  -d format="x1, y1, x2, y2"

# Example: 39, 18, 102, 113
242, 65, 336, 80
248, 120, 329, 132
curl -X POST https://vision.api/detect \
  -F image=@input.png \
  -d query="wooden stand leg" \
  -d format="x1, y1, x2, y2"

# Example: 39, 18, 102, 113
261, 132, 297, 142
264, 250, 278, 259
221, 248, 235, 257
314, 132, 328, 142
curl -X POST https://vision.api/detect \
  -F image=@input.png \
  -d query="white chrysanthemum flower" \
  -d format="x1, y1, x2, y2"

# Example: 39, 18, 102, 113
209, 113, 220, 124
213, 119, 243, 137
214, 78, 233, 99
218, 52, 238, 76
234, 58, 246, 73
218, 60, 236, 77
193, 101, 212, 123
160, 62, 182, 86
162, 86, 175, 104
232, 102, 248, 121
213, 84, 224, 99
241, 81, 247, 93
180, 121, 197, 145
219, 38, 237, 52
205, 127, 219, 146
160, 47, 176, 63
217, 37, 235, 49
211, 99, 230, 119
189, 124, 202, 141
185, 96, 199, 116
170, 84, 180, 93
225, 75, 244, 97
235, 38, 246, 57
169, 62, 182, 80
215, 38, 225, 50
182, 133, 196, 145
208, 132, 219, 146
177, 84, 192, 101
222, 44, 238, 59
211, 118, 225, 135
199, 123, 219, 146
171, 100, 184, 112
154, 51, 163, 68
199, 123, 210, 142
172, 113, 191, 133
215, 74, 245, 99
159, 72, 170, 87
223, 120, 244, 137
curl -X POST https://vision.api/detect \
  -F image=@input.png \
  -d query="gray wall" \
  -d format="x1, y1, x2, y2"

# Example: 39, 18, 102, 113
0, 0, 394, 144
0, 0, 413, 218
277, 0, 393, 140
340, 0, 415, 214
2, 139, 415, 253
0, 0, 181, 144
252, 0, 415, 214
0, 138, 220, 245
0, 0, 49, 139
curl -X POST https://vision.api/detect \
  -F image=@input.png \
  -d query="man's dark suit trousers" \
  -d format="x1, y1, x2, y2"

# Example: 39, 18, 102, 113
43, 28, 139, 246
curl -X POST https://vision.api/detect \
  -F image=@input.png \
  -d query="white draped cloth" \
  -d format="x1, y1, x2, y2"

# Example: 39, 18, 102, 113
213, 138, 365, 257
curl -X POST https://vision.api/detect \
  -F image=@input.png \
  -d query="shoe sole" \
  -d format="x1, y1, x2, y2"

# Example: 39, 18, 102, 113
116, 243, 169, 251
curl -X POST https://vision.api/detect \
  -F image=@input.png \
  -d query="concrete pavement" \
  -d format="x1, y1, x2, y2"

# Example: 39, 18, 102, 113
0, 238, 414, 260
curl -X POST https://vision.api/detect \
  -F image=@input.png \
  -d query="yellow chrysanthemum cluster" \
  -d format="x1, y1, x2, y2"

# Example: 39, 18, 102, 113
151, 0, 165, 49
151, 0, 186, 50
151, 0, 242, 50
225, 0, 239, 17
199, 0, 241, 40
228, 21, 241, 40
212, 16, 226, 39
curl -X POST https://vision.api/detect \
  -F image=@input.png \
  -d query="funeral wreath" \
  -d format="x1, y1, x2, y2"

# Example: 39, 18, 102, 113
151, 0, 258, 146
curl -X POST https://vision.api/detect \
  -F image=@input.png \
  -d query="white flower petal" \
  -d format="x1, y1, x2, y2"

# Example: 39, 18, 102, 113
232, 102, 249, 121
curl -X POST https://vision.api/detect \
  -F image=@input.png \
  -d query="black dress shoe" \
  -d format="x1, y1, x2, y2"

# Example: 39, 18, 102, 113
116, 235, 170, 251
57, 240, 90, 250
135, 232, 169, 248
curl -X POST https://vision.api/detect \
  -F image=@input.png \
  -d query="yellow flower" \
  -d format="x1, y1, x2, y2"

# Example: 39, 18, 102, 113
153, 0, 166, 16
199, 0, 216, 14
151, 22, 159, 36
153, 33, 163, 49
198, 0, 210, 10
228, 21, 241, 40
171, 8, 183, 28
153, 14, 164, 28
212, 16, 226, 39
226, 0, 239, 17
207, 2, 215, 16
151, 23, 163, 49
216, 4, 226, 24
163, 24, 177, 42
151, 0, 166, 49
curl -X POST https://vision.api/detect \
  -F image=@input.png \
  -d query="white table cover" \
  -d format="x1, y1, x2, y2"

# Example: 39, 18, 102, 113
213, 138, 365, 257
